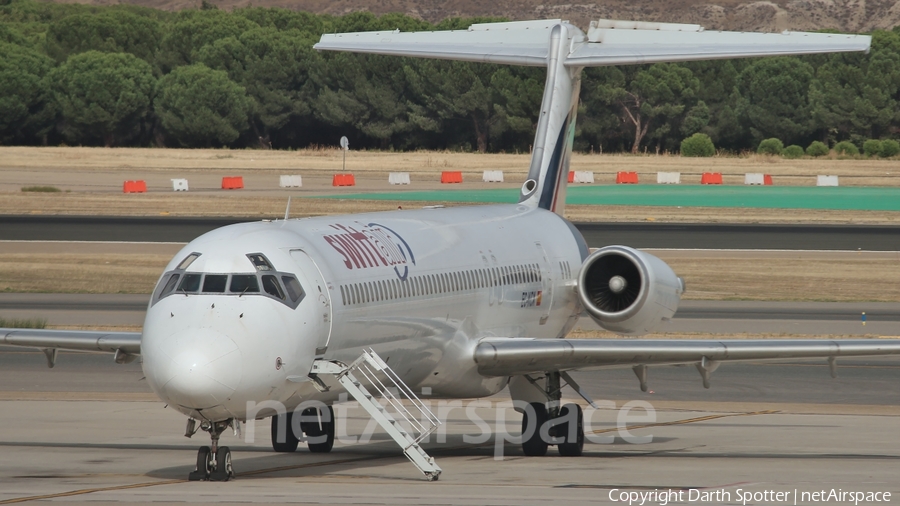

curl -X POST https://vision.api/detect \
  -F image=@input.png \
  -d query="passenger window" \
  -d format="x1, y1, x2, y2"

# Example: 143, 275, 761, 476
177, 253, 200, 270
230, 274, 260, 294
282, 276, 304, 302
178, 273, 201, 293
262, 275, 285, 300
160, 273, 180, 297
203, 275, 228, 293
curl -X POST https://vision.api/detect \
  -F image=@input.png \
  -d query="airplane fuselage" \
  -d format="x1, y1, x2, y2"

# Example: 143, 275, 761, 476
141, 204, 589, 422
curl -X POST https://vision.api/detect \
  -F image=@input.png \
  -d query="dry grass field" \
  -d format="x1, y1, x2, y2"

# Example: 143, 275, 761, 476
1, 147, 900, 223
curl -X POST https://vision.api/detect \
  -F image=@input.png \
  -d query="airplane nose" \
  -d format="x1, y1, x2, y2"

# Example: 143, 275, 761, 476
156, 328, 243, 410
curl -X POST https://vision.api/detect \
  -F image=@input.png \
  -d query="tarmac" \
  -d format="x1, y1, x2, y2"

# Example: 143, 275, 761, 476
0, 348, 898, 505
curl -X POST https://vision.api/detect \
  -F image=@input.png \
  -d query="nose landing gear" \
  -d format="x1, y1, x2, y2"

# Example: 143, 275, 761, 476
188, 419, 235, 482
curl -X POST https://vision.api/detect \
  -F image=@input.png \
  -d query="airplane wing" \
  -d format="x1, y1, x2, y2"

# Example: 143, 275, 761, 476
0, 328, 142, 368
473, 338, 900, 386
314, 18, 871, 68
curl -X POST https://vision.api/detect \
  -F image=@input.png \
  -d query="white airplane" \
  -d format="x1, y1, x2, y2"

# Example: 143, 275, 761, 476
3, 18, 898, 483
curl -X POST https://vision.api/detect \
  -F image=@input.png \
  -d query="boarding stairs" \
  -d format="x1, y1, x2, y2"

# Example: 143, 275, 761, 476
310, 349, 442, 481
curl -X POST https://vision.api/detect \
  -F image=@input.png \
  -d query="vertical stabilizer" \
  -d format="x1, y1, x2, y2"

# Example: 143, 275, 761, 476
517, 23, 581, 216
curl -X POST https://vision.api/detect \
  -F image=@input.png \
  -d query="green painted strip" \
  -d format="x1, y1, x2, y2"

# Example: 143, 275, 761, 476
319, 185, 900, 211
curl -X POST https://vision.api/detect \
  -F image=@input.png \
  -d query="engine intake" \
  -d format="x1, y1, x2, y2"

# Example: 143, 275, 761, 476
576, 246, 684, 335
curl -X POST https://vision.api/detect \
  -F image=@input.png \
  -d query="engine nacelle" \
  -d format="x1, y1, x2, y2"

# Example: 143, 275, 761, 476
576, 246, 684, 335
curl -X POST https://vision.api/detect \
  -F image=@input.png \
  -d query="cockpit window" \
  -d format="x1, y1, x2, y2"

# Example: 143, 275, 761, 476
160, 273, 180, 297
282, 275, 304, 302
178, 273, 202, 293
203, 275, 228, 293
262, 275, 285, 300
247, 253, 275, 272
230, 275, 259, 294
177, 253, 201, 270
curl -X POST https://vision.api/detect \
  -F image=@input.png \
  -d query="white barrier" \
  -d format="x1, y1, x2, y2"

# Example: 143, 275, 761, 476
171, 178, 189, 191
573, 171, 594, 183
817, 175, 839, 187
656, 172, 680, 184
279, 175, 302, 188
389, 172, 410, 185
744, 173, 765, 185
482, 170, 504, 183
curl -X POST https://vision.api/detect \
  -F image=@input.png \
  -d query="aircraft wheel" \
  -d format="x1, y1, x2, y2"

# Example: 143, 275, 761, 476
521, 402, 549, 456
557, 403, 584, 457
209, 446, 234, 481
271, 412, 299, 452
188, 446, 212, 481
304, 406, 335, 453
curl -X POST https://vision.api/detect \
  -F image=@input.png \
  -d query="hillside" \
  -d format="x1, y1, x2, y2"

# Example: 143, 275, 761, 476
51, 0, 900, 32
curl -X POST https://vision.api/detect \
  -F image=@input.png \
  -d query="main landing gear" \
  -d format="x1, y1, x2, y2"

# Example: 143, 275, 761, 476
187, 419, 235, 482
520, 372, 585, 457
270, 405, 336, 454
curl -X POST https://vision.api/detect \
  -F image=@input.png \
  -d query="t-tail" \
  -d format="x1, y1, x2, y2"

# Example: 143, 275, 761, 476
315, 18, 870, 216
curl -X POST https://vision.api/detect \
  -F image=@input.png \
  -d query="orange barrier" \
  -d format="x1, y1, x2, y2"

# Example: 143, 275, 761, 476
567, 172, 575, 183
701, 172, 723, 185
123, 180, 147, 193
332, 174, 356, 187
615, 171, 639, 184
221, 176, 244, 190
441, 171, 463, 184
763, 174, 773, 186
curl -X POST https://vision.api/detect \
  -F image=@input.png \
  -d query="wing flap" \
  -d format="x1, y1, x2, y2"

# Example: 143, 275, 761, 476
1, 328, 142, 356
473, 338, 900, 377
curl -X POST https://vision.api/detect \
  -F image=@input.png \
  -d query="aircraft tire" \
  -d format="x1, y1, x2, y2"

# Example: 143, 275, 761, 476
557, 403, 584, 457
271, 413, 300, 452
305, 406, 335, 453
522, 402, 549, 456
188, 446, 212, 481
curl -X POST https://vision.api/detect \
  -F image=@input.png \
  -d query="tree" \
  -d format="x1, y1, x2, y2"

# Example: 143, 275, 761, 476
154, 64, 252, 147
0, 42, 55, 144
49, 51, 156, 146
736, 57, 815, 146
158, 9, 259, 71
45, 11, 162, 65
593, 63, 700, 154
808, 31, 900, 144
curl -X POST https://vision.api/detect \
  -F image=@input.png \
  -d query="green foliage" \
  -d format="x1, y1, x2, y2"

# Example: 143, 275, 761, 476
49, 51, 156, 146
21, 185, 60, 192
863, 139, 883, 156
0, 2, 899, 152
737, 57, 814, 145
0, 42, 55, 144
45, 12, 162, 64
783, 145, 804, 158
757, 138, 784, 155
806, 140, 829, 157
879, 139, 900, 157
833, 140, 859, 155
154, 64, 251, 147
680, 133, 715, 157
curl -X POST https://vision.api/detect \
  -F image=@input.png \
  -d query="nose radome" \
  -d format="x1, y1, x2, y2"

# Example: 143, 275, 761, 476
157, 328, 244, 410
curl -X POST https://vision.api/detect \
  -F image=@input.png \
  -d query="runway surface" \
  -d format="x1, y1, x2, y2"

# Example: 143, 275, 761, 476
3, 215, 900, 249
0, 349, 897, 505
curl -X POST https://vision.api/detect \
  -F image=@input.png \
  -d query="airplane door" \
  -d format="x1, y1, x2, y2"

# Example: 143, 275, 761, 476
290, 249, 332, 354
535, 242, 553, 325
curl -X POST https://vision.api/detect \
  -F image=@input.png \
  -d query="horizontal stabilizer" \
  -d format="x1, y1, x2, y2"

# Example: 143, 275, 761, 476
315, 18, 871, 68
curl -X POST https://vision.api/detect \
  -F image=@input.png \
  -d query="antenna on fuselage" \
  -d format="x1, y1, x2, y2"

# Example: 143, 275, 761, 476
283, 196, 292, 220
